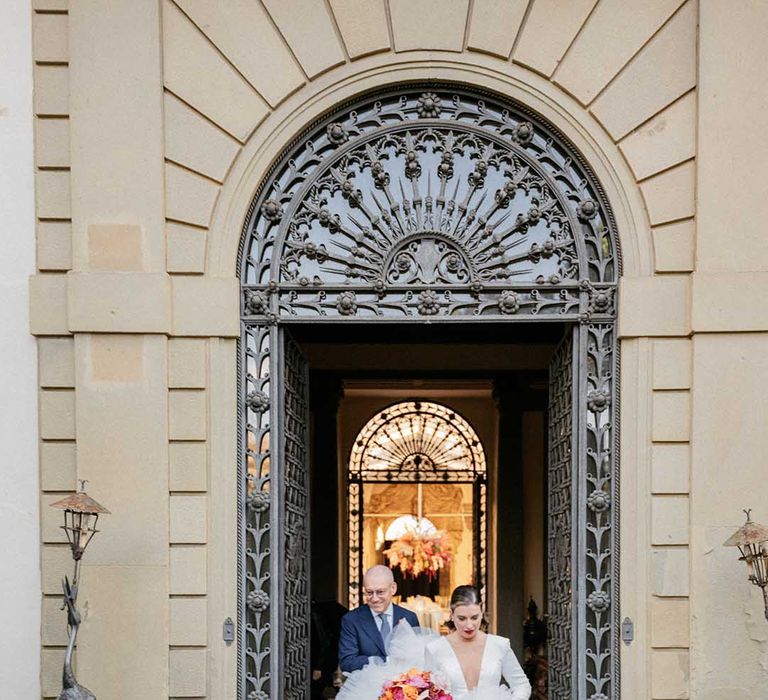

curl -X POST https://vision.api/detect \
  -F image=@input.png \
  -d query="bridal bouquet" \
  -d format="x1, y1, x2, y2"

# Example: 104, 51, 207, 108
378, 668, 452, 700
383, 531, 453, 580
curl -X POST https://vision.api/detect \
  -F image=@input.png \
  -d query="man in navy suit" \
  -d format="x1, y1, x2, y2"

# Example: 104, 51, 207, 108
339, 565, 419, 673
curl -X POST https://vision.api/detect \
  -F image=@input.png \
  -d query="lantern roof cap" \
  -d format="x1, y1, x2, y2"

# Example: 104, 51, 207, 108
50, 487, 110, 515
723, 509, 768, 547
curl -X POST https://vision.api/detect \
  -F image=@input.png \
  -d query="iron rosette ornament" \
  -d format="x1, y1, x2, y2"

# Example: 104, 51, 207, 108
241, 86, 619, 323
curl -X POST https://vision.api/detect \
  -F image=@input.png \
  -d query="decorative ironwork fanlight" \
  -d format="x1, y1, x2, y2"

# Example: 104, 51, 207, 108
241, 87, 617, 322
349, 400, 486, 480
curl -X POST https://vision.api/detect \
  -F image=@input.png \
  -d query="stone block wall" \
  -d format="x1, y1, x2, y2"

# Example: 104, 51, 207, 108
29, 1, 768, 698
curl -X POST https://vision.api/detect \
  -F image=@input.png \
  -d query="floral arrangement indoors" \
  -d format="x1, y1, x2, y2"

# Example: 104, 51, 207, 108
383, 530, 453, 579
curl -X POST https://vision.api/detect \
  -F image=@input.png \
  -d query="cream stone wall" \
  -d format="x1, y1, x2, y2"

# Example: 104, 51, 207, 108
691, 4, 768, 697
27, 0, 768, 698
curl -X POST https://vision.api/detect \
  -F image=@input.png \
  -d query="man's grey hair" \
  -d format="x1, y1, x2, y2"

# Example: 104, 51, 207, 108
363, 564, 394, 584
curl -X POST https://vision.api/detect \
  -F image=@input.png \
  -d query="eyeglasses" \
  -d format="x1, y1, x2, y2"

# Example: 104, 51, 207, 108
364, 588, 390, 599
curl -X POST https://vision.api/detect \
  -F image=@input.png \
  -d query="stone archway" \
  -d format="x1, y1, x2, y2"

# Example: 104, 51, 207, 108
239, 85, 619, 700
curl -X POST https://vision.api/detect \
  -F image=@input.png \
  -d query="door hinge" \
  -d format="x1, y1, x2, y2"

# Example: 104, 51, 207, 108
223, 617, 235, 645
621, 617, 634, 645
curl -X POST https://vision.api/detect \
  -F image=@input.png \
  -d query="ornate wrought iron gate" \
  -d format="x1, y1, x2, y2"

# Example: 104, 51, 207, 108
548, 330, 577, 697
277, 331, 311, 698
546, 322, 618, 700
238, 85, 620, 699
240, 326, 311, 699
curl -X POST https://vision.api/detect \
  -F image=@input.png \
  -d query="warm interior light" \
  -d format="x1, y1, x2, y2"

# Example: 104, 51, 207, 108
385, 515, 437, 540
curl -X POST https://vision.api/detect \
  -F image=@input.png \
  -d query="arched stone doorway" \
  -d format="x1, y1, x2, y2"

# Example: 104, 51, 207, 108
238, 85, 619, 699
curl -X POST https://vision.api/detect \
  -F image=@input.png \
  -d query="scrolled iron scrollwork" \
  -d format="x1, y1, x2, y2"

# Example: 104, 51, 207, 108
583, 322, 617, 700
547, 334, 575, 698
238, 84, 620, 700
280, 333, 310, 699
241, 324, 273, 700
241, 87, 618, 321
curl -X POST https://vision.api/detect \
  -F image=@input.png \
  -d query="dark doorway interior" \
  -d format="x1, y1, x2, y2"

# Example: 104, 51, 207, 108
296, 321, 562, 697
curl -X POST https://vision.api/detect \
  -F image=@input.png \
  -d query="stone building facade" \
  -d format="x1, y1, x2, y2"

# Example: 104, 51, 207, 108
5, 0, 768, 698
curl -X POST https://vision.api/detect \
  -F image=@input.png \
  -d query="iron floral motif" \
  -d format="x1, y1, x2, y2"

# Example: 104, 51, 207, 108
417, 92, 441, 118
587, 489, 611, 512
580, 279, 615, 321
326, 122, 349, 146
266, 284, 582, 319
583, 323, 616, 700
586, 590, 610, 613
247, 589, 270, 613
587, 388, 610, 413
417, 289, 440, 315
247, 490, 270, 513
577, 197, 599, 222
261, 198, 282, 224
241, 324, 273, 700
242, 88, 618, 311
246, 389, 269, 413
245, 289, 269, 315
498, 290, 521, 314
336, 291, 358, 315
513, 121, 534, 145
386, 237, 471, 285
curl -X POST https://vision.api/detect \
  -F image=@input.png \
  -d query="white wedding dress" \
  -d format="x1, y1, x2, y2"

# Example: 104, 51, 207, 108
425, 634, 531, 700
337, 621, 531, 700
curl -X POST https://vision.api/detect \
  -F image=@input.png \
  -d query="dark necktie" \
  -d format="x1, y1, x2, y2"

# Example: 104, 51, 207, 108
379, 613, 391, 648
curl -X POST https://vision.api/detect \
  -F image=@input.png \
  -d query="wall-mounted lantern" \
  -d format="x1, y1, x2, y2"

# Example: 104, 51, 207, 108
50, 481, 110, 700
723, 509, 768, 622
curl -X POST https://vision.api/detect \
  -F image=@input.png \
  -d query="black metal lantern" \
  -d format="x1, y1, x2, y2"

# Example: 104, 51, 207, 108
49, 482, 110, 700
51, 487, 110, 561
724, 509, 768, 621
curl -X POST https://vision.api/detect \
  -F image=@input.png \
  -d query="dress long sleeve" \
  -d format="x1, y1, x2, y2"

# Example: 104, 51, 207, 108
500, 639, 531, 700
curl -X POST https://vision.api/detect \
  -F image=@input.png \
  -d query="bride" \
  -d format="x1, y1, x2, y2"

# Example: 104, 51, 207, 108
425, 585, 531, 699
338, 584, 531, 700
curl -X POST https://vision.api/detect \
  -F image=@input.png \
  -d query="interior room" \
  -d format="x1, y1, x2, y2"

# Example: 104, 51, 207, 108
298, 321, 562, 684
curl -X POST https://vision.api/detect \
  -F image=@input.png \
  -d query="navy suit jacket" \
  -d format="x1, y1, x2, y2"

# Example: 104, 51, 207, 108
338, 603, 419, 673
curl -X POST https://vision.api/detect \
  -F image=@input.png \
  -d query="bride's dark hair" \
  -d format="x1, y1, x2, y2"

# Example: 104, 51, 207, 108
445, 585, 488, 631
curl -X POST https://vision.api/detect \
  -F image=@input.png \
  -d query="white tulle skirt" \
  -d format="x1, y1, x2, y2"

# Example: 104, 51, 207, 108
337, 622, 519, 700
338, 622, 440, 700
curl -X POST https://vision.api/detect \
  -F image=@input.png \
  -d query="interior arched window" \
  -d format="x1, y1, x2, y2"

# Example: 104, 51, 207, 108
349, 400, 486, 478
347, 401, 487, 611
